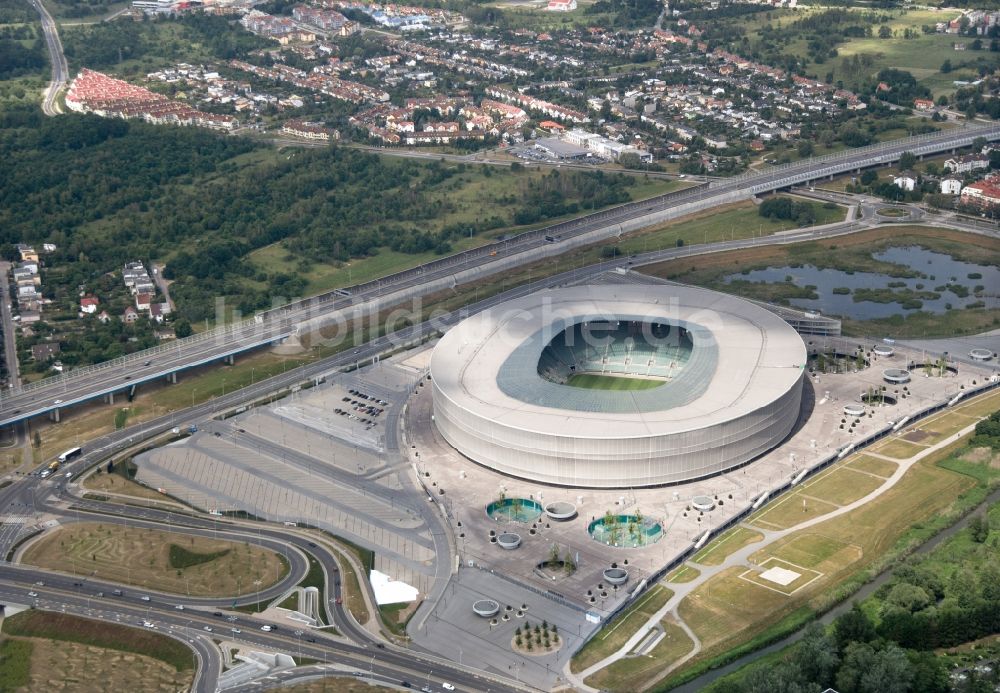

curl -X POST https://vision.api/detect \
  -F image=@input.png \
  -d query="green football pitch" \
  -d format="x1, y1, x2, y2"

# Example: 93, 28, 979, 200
565, 373, 664, 391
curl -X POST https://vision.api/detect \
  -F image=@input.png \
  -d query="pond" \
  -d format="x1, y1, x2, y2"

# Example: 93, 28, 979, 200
723, 246, 1000, 320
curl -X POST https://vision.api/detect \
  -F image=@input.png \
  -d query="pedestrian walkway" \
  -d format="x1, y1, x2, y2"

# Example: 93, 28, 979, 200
566, 421, 981, 692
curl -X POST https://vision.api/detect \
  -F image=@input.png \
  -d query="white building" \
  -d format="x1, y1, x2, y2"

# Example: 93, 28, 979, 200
546, 0, 577, 11
893, 173, 917, 192
940, 177, 963, 195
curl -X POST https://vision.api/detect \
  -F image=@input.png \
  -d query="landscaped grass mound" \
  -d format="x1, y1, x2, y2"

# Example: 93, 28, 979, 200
2, 611, 194, 672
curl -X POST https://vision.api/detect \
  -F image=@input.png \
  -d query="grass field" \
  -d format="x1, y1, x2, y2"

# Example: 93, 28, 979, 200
691, 527, 763, 567
6, 634, 193, 691
2, 611, 194, 672
665, 565, 700, 584
570, 584, 673, 674
616, 198, 844, 257
584, 618, 694, 692
566, 373, 664, 391
83, 468, 184, 502
846, 454, 899, 478
673, 437, 978, 680
0, 638, 32, 691
871, 438, 927, 460
21, 523, 288, 597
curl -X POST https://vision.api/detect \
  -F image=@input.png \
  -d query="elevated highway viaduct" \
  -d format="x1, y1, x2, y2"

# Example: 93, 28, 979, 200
4, 123, 999, 428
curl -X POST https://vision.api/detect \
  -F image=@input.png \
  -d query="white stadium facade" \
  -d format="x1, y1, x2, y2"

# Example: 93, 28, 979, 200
430, 285, 807, 488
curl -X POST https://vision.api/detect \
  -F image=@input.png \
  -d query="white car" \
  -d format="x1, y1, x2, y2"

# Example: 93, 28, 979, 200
442, 685, 455, 691
174, 605, 184, 610
203, 626, 213, 632
142, 621, 155, 628
260, 625, 272, 632
27, 591, 37, 598
140, 595, 151, 602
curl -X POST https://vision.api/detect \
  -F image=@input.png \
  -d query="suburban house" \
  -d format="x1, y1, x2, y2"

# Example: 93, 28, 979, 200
940, 176, 963, 195
31, 342, 60, 362
892, 173, 917, 192
123, 306, 139, 323
80, 295, 99, 314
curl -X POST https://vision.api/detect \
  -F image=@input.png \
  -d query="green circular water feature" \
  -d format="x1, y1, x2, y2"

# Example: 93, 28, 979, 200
588, 514, 663, 548
486, 498, 543, 523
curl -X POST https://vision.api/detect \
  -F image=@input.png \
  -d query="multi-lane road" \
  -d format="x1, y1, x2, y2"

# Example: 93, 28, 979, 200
29, 0, 68, 115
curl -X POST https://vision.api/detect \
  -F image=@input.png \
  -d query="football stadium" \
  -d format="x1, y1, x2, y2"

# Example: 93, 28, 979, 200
430, 285, 807, 488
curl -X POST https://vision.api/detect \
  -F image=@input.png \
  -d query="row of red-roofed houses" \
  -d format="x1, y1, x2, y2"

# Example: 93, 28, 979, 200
65, 69, 237, 130
484, 87, 588, 124
959, 173, 1000, 209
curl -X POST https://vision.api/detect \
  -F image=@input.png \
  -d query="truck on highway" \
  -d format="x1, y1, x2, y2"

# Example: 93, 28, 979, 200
48, 460, 60, 472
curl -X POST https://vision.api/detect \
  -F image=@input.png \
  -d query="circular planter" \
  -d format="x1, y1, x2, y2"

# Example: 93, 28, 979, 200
544, 501, 577, 521
691, 495, 715, 512
473, 599, 501, 618
497, 533, 522, 550
970, 348, 994, 362
843, 404, 866, 417
486, 498, 542, 524
873, 345, 894, 357
883, 368, 911, 384
603, 567, 629, 585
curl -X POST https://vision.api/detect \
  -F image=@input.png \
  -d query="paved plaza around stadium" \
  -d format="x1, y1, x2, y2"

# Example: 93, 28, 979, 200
406, 328, 996, 613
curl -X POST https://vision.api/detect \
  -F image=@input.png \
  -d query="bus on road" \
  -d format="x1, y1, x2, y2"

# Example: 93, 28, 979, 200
57, 447, 82, 463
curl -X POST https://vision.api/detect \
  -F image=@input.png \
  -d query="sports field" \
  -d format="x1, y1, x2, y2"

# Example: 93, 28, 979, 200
566, 373, 664, 391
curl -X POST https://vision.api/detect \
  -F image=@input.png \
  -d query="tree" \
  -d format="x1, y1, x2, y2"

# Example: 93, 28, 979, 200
878, 25, 892, 39
173, 318, 192, 338
860, 169, 878, 186
941, 59, 953, 74
833, 604, 876, 652
791, 622, 839, 685
797, 140, 814, 158
836, 642, 913, 693
898, 151, 917, 170
968, 513, 990, 543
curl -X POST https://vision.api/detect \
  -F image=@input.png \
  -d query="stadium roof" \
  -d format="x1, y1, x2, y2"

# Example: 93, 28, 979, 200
431, 284, 806, 439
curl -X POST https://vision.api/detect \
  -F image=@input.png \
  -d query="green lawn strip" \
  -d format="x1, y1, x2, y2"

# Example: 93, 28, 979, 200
691, 527, 762, 566
566, 373, 664, 391
2, 611, 194, 672
570, 584, 673, 674
0, 638, 33, 690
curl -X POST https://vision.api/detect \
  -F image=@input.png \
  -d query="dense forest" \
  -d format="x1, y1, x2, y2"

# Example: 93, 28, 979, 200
61, 14, 271, 72
0, 38, 46, 80
0, 0, 35, 23
0, 109, 643, 329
